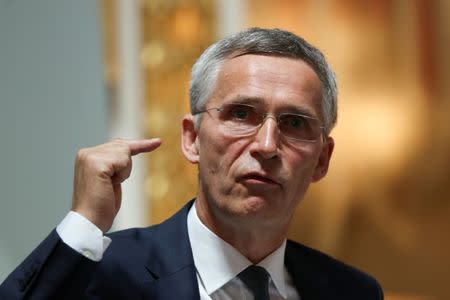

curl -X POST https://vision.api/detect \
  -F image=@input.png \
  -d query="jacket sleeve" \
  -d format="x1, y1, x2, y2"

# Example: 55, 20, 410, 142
0, 230, 98, 300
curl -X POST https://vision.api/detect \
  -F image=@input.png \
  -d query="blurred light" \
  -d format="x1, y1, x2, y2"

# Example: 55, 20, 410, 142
174, 6, 200, 43
335, 87, 426, 178
145, 108, 168, 134
141, 41, 166, 68
147, 174, 169, 199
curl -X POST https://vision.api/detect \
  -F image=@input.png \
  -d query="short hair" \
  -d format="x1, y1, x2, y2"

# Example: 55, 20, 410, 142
189, 27, 338, 134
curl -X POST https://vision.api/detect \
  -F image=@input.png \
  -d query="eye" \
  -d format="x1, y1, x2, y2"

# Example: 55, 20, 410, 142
282, 114, 306, 129
227, 104, 255, 121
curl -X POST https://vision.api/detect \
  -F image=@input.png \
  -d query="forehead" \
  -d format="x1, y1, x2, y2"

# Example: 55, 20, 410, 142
210, 54, 323, 117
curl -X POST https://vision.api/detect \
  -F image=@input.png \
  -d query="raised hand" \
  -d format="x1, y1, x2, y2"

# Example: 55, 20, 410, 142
71, 139, 161, 232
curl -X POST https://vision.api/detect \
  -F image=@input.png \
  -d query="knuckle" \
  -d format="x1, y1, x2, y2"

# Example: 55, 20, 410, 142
118, 154, 132, 169
76, 148, 89, 162
119, 145, 132, 158
126, 157, 132, 168
75, 142, 132, 175
96, 161, 111, 176
110, 140, 131, 156
76, 147, 103, 167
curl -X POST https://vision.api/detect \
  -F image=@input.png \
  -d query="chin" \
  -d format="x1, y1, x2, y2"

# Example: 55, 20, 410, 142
229, 195, 272, 217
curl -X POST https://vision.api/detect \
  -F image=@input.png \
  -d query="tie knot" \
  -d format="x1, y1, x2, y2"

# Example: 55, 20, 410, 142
238, 266, 270, 300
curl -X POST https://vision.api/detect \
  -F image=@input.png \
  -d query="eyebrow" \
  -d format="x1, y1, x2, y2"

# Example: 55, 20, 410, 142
225, 95, 318, 118
226, 95, 264, 106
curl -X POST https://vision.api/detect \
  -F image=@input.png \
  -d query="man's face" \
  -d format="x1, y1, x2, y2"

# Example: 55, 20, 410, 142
183, 54, 333, 230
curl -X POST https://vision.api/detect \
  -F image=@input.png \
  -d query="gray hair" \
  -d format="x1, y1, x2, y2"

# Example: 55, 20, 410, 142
189, 27, 338, 134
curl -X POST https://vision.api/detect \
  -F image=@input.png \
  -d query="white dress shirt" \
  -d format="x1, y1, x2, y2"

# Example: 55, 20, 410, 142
56, 211, 111, 261
187, 204, 300, 300
56, 204, 300, 299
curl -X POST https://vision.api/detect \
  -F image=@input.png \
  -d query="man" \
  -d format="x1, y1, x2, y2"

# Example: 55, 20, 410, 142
0, 28, 383, 299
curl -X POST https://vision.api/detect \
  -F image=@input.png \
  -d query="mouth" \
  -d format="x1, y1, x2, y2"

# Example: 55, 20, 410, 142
239, 172, 281, 187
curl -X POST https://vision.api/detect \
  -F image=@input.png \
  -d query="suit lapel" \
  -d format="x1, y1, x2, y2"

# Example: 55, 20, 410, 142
285, 241, 333, 300
143, 265, 199, 300
141, 201, 200, 300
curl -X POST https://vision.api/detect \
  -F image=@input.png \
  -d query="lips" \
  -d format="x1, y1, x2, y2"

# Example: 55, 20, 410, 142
239, 172, 281, 186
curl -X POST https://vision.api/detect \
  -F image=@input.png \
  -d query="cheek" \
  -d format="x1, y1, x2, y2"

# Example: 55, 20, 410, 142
283, 147, 321, 192
215, 129, 249, 159
292, 153, 317, 176
198, 130, 249, 178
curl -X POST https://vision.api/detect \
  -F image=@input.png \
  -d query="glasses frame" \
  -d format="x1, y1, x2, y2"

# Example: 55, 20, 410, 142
193, 103, 326, 143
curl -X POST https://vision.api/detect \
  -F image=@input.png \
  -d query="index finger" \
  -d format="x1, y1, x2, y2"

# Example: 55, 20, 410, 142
125, 138, 162, 156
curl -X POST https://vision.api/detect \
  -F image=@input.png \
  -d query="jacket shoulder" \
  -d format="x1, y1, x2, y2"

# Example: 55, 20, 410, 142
286, 240, 384, 299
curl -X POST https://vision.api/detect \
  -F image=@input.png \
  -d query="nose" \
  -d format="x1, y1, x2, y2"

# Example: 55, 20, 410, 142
250, 116, 279, 159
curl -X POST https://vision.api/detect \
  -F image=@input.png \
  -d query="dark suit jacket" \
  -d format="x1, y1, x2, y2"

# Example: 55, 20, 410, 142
0, 201, 383, 300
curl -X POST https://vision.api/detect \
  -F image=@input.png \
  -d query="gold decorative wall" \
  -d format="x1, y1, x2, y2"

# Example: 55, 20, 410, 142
139, 0, 216, 224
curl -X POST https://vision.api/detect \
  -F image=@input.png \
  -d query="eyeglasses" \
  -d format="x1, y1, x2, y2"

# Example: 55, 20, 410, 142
193, 103, 324, 142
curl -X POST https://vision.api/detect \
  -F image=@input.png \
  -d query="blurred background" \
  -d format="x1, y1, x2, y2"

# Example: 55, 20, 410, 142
1, 0, 449, 299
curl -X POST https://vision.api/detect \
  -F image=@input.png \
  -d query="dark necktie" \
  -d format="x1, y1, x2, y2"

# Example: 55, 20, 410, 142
238, 265, 270, 300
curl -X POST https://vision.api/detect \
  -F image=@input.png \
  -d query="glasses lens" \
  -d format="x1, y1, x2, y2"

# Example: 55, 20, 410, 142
279, 113, 320, 141
218, 104, 261, 134
208, 104, 322, 142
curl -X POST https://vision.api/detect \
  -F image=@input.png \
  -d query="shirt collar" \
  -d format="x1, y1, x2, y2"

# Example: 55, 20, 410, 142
187, 202, 288, 298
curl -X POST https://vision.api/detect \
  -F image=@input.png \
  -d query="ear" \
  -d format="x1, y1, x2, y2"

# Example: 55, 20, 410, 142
312, 136, 334, 182
181, 114, 199, 164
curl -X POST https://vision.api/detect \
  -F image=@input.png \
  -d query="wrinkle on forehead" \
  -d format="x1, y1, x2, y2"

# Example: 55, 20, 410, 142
212, 54, 323, 119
